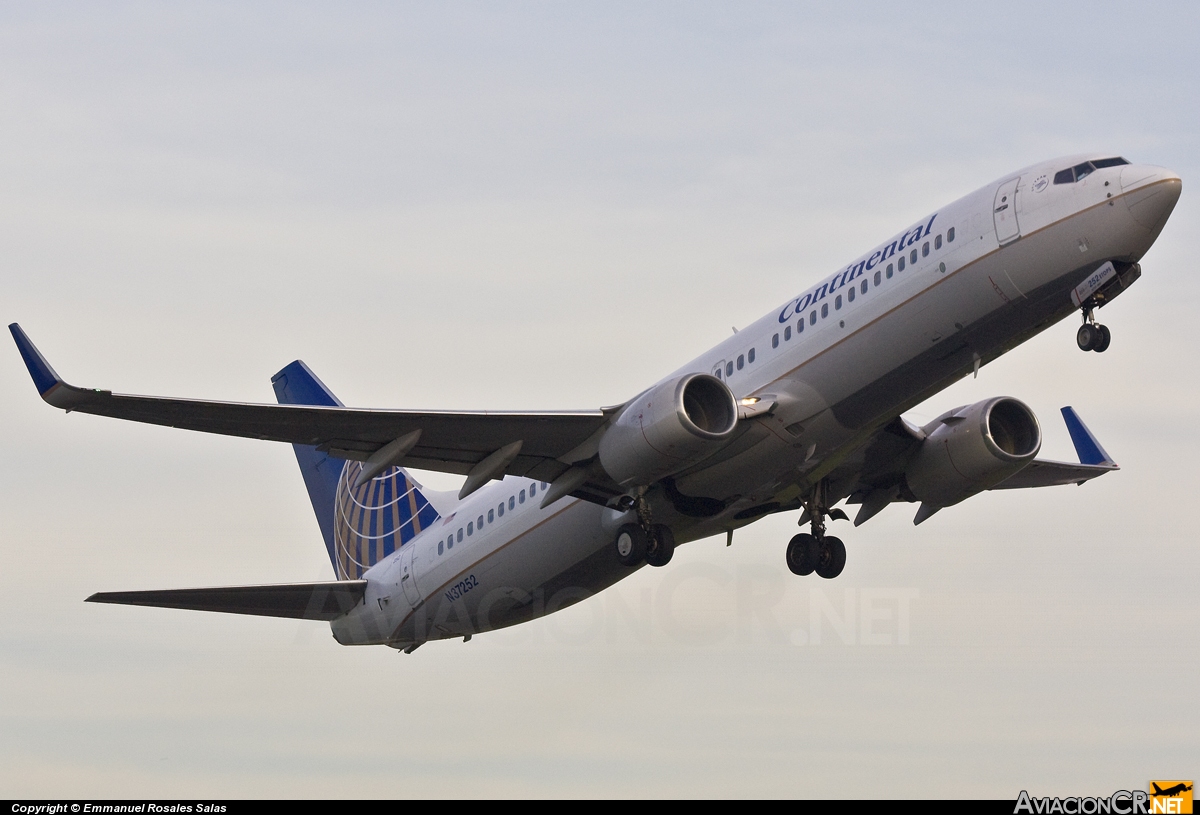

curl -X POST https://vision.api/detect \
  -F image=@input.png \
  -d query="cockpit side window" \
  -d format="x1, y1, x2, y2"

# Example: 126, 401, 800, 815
1072, 161, 1095, 182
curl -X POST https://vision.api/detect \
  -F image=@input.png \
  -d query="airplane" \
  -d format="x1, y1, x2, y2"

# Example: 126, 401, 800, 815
1152, 784, 1193, 798
10, 152, 1181, 652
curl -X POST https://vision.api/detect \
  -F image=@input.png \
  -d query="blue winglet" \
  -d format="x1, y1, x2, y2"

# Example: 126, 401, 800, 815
9, 323, 64, 396
1060, 407, 1115, 466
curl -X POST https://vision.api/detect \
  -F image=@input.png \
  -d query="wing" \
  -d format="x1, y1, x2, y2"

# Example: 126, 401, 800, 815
11, 324, 621, 500
836, 406, 1117, 526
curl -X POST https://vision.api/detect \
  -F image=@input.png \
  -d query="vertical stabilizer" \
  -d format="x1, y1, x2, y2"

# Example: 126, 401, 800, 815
271, 361, 440, 579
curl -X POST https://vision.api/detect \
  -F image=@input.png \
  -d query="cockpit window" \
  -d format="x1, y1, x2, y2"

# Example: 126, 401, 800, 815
1053, 157, 1129, 185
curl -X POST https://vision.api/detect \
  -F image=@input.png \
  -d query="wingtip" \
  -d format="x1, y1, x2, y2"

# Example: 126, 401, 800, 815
9, 323, 65, 397
1060, 406, 1116, 467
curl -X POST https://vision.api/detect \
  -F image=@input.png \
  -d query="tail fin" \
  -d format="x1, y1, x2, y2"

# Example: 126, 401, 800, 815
271, 361, 440, 579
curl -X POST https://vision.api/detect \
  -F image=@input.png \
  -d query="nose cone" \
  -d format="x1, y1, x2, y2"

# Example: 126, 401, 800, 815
1121, 165, 1182, 231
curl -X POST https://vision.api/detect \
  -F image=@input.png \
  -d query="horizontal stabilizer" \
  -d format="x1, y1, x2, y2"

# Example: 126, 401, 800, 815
86, 580, 368, 620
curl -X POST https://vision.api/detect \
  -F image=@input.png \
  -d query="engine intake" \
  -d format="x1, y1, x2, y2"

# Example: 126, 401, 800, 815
599, 373, 739, 488
906, 396, 1042, 508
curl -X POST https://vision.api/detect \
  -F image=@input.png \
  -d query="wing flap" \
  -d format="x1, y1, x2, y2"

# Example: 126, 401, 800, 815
86, 580, 369, 620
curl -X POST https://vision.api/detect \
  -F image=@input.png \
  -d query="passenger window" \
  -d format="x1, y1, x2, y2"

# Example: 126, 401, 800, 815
488, 509, 494, 523
772, 333, 779, 348
438, 541, 444, 555
519, 489, 525, 504
478, 515, 483, 528
910, 249, 918, 264
935, 234, 942, 250
508, 496, 515, 510
821, 304, 828, 318
847, 288, 855, 303
748, 348, 755, 363
809, 311, 816, 326
797, 319, 804, 333
1053, 168, 1075, 185
860, 280, 868, 294
898, 256, 905, 271
784, 326, 791, 341
530, 482, 537, 496
835, 294, 842, 309
874, 270, 881, 286
886, 263, 894, 278
498, 502, 504, 517
726, 361, 734, 377
737, 354, 744, 370
947, 227, 955, 242
456, 529, 463, 543
447, 535, 453, 550
922, 242, 929, 257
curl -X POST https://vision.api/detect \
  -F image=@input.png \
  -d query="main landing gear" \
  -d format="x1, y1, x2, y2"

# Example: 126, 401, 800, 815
786, 481, 847, 579
1076, 306, 1111, 353
613, 493, 675, 568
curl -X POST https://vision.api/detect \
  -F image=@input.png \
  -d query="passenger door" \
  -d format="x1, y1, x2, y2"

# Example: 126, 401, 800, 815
993, 178, 1021, 245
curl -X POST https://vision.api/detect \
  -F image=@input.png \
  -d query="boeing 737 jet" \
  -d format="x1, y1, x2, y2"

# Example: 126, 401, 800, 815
11, 153, 1181, 651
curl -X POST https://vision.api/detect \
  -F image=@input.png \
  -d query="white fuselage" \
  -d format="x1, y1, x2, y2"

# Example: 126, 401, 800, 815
333, 155, 1181, 649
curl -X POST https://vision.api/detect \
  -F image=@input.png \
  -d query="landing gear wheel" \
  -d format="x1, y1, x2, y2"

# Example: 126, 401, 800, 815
815, 536, 846, 579
1077, 324, 1099, 352
645, 524, 675, 567
786, 533, 819, 576
1093, 324, 1111, 353
614, 524, 647, 567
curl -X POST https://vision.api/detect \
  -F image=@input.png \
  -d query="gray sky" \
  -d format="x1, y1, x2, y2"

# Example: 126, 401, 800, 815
2, 1, 1197, 798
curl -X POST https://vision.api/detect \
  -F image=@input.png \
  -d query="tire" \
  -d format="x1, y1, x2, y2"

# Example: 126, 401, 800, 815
614, 524, 647, 567
646, 524, 675, 567
815, 536, 846, 579
1093, 324, 1111, 353
786, 533, 818, 576
1077, 324, 1098, 352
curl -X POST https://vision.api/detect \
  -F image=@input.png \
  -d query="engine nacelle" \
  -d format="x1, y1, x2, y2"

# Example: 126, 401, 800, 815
906, 396, 1042, 508
599, 373, 739, 488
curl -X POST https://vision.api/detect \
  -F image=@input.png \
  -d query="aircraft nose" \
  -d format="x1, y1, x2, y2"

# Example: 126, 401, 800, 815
1120, 165, 1182, 230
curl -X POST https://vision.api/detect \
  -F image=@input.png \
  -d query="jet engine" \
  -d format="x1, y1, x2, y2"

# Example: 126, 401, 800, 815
599, 373, 739, 488
905, 396, 1041, 508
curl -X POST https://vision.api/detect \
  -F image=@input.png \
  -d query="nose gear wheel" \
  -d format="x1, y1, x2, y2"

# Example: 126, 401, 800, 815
1077, 306, 1111, 353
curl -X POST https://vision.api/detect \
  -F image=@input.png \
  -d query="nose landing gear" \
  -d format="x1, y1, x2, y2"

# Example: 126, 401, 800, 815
786, 481, 847, 579
1077, 307, 1111, 353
